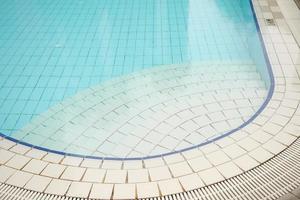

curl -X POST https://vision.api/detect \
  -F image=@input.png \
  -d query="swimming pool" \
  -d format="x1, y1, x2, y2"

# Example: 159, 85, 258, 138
0, 0, 272, 158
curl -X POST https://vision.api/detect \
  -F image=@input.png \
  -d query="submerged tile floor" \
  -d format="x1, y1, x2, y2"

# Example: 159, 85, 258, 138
0, 0, 300, 199
11, 63, 267, 158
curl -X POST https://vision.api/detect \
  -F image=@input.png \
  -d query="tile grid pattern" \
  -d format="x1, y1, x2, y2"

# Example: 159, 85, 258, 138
10, 63, 267, 158
0, 0, 299, 199
0, 0, 257, 135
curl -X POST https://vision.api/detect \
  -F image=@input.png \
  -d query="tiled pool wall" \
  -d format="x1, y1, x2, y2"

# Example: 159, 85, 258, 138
0, 0, 271, 136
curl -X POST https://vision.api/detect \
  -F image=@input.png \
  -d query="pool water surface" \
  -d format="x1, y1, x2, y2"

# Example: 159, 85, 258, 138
0, 0, 271, 158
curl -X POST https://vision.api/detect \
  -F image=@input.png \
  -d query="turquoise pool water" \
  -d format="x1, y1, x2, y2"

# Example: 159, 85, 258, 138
0, 0, 270, 157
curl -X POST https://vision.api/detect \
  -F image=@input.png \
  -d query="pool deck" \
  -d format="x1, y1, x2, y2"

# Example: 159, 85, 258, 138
0, 0, 300, 199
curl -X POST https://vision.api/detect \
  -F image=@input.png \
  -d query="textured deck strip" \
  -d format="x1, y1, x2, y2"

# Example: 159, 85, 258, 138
0, 137, 299, 200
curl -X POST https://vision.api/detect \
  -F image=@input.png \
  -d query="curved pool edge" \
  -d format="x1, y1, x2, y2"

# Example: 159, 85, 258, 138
0, 0, 275, 160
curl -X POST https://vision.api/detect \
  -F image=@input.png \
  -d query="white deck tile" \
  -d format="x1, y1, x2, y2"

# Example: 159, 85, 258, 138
42, 154, 64, 163
158, 179, 183, 196
179, 173, 205, 191
23, 159, 47, 174
144, 157, 165, 168
149, 166, 172, 181
238, 137, 261, 151
24, 175, 52, 192
169, 162, 193, 177
123, 160, 143, 169
0, 149, 15, 164
188, 156, 213, 172
89, 183, 113, 199
25, 149, 47, 159
198, 168, 224, 185
82, 168, 106, 183
223, 144, 247, 159
0, 140, 15, 150
45, 179, 71, 196
9, 145, 31, 155
6, 171, 33, 187
41, 163, 66, 178
163, 153, 185, 164
216, 162, 243, 179
234, 154, 259, 171
137, 182, 160, 199
61, 166, 86, 181
128, 169, 149, 183
274, 132, 297, 145
249, 147, 274, 163
80, 159, 102, 168
61, 157, 83, 166
263, 140, 287, 154
102, 160, 122, 169
0, 165, 16, 182
104, 170, 127, 183
206, 151, 231, 166
250, 130, 273, 143
67, 182, 92, 198
5, 154, 31, 170
113, 184, 136, 200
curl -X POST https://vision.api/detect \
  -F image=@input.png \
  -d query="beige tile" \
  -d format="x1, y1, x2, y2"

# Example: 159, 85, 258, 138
163, 154, 185, 164
5, 154, 31, 169
6, 171, 33, 187
10, 145, 31, 155
67, 182, 92, 198
234, 155, 259, 171
81, 158, 102, 168
123, 160, 143, 169
238, 137, 260, 151
82, 168, 106, 183
41, 163, 66, 178
149, 166, 172, 181
144, 157, 165, 168
61, 166, 86, 181
102, 160, 122, 169
198, 168, 224, 185
216, 162, 243, 179
128, 169, 149, 183
179, 173, 204, 191
206, 151, 230, 166
263, 140, 286, 154
24, 175, 52, 192
223, 144, 247, 159
188, 156, 213, 172
0, 139, 15, 149
137, 182, 159, 199
45, 179, 71, 196
169, 161, 193, 177
89, 183, 113, 199
0, 165, 16, 182
42, 153, 64, 163
62, 156, 83, 166
158, 179, 183, 196
104, 170, 127, 183
113, 184, 136, 199
249, 147, 274, 163
0, 149, 14, 164
25, 149, 47, 159
23, 159, 48, 174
